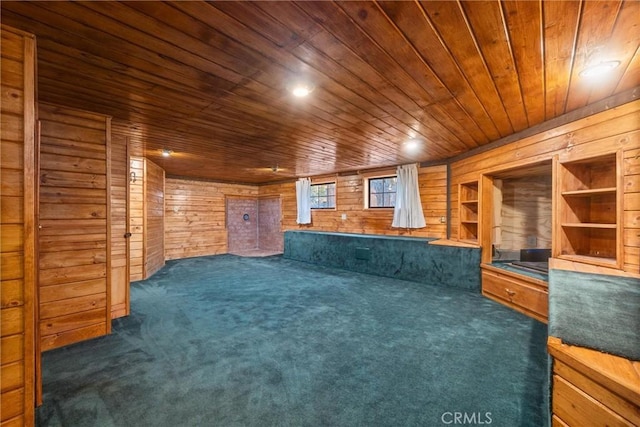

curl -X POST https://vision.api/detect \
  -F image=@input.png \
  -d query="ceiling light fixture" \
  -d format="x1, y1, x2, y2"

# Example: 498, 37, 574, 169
403, 139, 421, 153
161, 149, 173, 157
291, 83, 314, 97
579, 60, 621, 78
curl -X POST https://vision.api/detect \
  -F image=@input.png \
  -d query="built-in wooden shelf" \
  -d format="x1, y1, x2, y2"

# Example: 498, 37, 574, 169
558, 254, 618, 266
561, 187, 616, 196
459, 181, 479, 243
555, 152, 621, 269
561, 223, 616, 229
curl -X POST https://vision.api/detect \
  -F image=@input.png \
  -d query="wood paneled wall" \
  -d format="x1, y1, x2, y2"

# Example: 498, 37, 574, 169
165, 178, 258, 260
496, 175, 553, 251
38, 103, 111, 351
128, 156, 144, 281
259, 165, 448, 238
143, 159, 164, 278
1, 24, 36, 427
110, 134, 128, 318
451, 100, 640, 275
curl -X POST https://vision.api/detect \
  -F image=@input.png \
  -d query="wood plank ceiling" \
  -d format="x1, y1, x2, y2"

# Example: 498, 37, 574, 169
2, 1, 638, 183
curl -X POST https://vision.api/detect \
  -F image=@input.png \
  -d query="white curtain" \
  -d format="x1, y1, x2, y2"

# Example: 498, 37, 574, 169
296, 177, 312, 224
392, 163, 426, 229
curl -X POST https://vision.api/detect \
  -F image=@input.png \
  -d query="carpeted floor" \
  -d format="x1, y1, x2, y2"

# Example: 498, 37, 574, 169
37, 255, 549, 427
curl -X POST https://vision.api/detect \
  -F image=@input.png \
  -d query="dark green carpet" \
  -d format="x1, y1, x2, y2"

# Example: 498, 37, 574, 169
37, 255, 549, 427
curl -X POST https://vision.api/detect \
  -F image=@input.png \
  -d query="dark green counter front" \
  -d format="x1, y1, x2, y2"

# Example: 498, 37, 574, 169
284, 231, 481, 292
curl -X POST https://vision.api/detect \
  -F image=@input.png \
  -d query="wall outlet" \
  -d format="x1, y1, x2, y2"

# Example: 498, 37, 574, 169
439, 216, 446, 224
526, 236, 537, 247
341, 213, 347, 220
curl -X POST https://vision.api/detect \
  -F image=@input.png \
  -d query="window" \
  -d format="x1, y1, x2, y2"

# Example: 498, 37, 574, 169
310, 182, 336, 209
368, 176, 397, 208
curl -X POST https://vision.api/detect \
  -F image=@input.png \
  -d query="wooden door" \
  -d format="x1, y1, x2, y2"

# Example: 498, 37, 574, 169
38, 103, 111, 351
129, 156, 144, 282
143, 159, 164, 278
258, 197, 283, 252
110, 134, 129, 318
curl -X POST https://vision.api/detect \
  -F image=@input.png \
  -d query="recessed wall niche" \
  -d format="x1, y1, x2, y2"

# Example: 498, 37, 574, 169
490, 162, 553, 262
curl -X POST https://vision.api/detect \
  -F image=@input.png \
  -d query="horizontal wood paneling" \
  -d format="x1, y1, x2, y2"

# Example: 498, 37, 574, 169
0, 24, 35, 426
143, 159, 164, 278
38, 103, 111, 352
451, 100, 640, 275
259, 165, 447, 238
164, 178, 258, 260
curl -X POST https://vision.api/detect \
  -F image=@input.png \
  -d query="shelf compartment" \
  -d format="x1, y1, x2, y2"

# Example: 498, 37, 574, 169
560, 154, 617, 192
459, 180, 480, 242
559, 227, 616, 260
562, 192, 616, 225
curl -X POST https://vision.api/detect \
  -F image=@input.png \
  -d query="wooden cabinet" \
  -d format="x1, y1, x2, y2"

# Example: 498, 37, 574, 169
38, 103, 112, 351
555, 152, 622, 269
548, 337, 640, 427
459, 181, 479, 243
481, 264, 548, 323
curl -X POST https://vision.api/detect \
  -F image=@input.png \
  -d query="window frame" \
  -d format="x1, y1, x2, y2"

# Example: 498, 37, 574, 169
310, 181, 337, 210
366, 175, 397, 209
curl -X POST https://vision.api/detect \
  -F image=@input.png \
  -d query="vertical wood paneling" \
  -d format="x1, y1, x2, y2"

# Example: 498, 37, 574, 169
164, 178, 258, 260
259, 165, 448, 238
38, 103, 111, 351
0, 24, 36, 427
143, 159, 164, 278
110, 134, 128, 318
128, 156, 144, 281
451, 99, 640, 276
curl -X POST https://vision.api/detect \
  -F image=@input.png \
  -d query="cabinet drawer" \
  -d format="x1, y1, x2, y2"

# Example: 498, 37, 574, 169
482, 270, 548, 319
553, 375, 634, 426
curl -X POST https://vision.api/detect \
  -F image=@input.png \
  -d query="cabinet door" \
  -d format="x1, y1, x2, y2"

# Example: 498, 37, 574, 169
38, 103, 111, 351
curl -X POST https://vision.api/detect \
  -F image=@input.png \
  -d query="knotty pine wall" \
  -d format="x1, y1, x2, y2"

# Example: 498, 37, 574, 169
259, 165, 448, 238
165, 178, 258, 260
450, 100, 640, 275
1, 25, 36, 426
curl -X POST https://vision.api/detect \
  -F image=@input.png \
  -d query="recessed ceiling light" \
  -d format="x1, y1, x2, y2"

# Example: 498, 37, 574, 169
291, 83, 314, 97
579, 60, 621, 78
161, 149, 173, 157
403, 139, 421, 153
